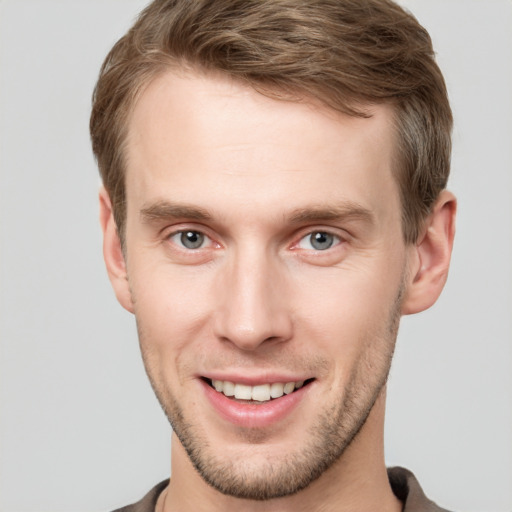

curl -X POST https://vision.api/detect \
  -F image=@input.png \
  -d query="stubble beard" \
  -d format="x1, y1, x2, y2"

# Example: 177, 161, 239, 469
137, 284, 404, 501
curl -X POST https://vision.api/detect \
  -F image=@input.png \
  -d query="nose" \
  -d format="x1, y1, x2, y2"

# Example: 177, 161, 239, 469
213, 248, 293, 351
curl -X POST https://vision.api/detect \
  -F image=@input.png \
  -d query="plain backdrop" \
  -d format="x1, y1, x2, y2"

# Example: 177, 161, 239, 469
0, 1, 511, 511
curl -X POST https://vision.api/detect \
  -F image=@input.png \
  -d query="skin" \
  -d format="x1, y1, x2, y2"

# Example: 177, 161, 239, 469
100, 68, 456, 512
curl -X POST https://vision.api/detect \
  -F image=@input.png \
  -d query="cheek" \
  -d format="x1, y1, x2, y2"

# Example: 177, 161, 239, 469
292, 265, 401, 351
129, 262, 215, 352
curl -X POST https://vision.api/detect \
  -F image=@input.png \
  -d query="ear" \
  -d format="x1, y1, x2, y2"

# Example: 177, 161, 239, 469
99, 187, 134, 313
401, 190, 457, 315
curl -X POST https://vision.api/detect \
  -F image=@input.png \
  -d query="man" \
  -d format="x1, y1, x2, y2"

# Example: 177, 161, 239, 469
90, 0, 456, 510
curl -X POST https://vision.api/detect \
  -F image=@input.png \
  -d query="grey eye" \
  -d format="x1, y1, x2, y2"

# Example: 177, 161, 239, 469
296, 231, 338, 251
309, 232, 335, 250
179, 231, 205, 249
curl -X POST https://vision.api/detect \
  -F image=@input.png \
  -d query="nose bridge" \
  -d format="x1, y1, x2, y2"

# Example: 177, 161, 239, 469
214, 241, 292, 350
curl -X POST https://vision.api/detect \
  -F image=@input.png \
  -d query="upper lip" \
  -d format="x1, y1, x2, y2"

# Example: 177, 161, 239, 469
200, 373, 313, 386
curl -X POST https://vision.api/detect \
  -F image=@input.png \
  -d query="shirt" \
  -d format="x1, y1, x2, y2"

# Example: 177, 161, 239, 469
112, 466, 453, 512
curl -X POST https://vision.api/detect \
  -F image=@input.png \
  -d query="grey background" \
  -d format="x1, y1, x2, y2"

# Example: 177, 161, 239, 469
0, 1, 510, 511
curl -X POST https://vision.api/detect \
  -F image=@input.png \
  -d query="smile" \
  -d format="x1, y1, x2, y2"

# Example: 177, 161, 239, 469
201, 376, 314, 427
207, 378, 312, 402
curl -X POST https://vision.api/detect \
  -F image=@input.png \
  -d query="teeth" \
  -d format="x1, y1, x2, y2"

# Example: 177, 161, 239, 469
283, 382, 295, 394
270, 382, 284, 398
234, 383, 252, 400
223, 380, 235, 397
211, 379, 306, 401
251, 384, 271, 402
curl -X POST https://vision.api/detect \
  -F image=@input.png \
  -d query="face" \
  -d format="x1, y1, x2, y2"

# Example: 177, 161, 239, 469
119, 69, 411, 499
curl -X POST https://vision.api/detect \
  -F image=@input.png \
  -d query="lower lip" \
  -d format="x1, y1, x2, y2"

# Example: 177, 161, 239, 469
201, 380, 311, 428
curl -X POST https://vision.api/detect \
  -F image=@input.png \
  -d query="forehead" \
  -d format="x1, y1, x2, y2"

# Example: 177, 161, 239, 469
124, 69, 399, 225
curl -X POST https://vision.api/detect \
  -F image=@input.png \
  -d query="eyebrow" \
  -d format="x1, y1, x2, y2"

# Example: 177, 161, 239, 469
288, 202, 374, 225
140, 200, 212, 223
139, 200, 374, 226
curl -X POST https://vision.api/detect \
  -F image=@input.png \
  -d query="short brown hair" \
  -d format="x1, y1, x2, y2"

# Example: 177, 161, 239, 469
90, 0, 452, 244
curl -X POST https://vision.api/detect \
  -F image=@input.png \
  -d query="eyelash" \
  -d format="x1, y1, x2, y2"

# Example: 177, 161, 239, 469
167, 229, 218, 252
295, 231, 342, 251
166, 228, 344, 253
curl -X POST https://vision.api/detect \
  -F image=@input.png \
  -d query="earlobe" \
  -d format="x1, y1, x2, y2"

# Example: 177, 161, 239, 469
99, 187, 134, 313
401, 190, 457, 315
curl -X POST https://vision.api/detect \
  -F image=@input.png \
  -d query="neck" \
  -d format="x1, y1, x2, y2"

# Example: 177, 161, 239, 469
162, 388, 402, 512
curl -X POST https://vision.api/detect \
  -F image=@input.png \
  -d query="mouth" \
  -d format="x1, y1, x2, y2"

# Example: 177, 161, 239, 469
203, 377, 315, 403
